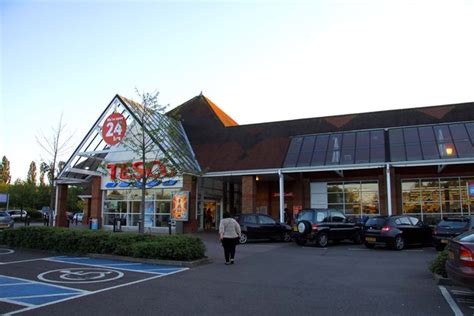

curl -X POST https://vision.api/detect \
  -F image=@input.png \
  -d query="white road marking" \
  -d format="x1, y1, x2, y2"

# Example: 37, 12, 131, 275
8, 293, 77, 300
0, 283, 30, 287
37, 268, 124, 284
6, 269, 188, 315
0, 298, 34, 307
0, 249, 15, 255
0, 275, 91, 293
0, 257, 54, 265
451, 289, 474, 295
439, 286, 464, 316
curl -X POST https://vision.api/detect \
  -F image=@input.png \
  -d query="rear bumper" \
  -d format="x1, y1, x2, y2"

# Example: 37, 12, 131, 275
364, 235, 394, 246
446, 261, 474, 290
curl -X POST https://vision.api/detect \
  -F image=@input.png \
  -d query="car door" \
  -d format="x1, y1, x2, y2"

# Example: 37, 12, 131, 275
329, 210, 350, 240
242, 215, 259, 239
409, 216, 432, 244
258, 215, 279, 239
394, 216, 415, 244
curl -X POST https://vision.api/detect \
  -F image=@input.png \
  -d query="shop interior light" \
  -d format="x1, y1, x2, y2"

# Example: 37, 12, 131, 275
256, 176, 260, 181
446, 147, 454, 156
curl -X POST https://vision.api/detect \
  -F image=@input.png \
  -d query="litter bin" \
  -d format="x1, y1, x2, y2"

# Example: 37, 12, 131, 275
90, 218, 99, 230
113, 217, 122, 232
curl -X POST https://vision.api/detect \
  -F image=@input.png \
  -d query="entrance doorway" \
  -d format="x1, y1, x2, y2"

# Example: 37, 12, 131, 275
203, 199, 221, 230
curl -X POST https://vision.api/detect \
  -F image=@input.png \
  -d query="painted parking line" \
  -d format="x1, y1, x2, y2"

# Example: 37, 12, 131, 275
45, 256, 188, 275
0, 275, 87, 307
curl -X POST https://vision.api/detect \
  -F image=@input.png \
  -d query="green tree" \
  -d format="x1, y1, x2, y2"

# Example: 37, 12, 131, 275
0, 156, 11, 184
39, 162, 49, 186
27, 161, 37, 185
115, 90, 180, 234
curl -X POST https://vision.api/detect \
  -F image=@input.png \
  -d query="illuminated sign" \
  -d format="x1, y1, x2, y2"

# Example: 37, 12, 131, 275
171, 191, 189, 221
469, 182, 474, 197
106, 161, 175, 180
102, 113, 127, 145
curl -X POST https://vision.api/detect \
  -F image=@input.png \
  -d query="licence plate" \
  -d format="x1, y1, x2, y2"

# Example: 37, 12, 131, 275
292, 227, 298, 232
365, 237, 376, 242
441, 239, 448, 244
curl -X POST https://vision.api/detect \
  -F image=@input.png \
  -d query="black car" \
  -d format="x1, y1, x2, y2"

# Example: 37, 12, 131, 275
292, 209, 363, 247
235, 213, 292, 244
364, 215, 432, 250
433, 216, 474, 251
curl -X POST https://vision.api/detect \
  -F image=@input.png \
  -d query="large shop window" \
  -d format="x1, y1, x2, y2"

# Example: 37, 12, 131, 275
402, 177, 474, 225
103, 189, 179, 228
327, 181, 380, 217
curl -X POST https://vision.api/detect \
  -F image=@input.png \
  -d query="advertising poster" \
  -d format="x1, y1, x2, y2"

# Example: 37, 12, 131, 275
171, 191, 189, 221
469, 182, 474, 197
144, 201, 154, 228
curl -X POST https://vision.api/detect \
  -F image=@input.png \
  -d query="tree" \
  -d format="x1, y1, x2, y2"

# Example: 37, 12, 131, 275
36, 115, 74, 224
27, 161, 37, 185
0, 156, 11, 184
113, 90, 180, 234
39, 162, 49, 186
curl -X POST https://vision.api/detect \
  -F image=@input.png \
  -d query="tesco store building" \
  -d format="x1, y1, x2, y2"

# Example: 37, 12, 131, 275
55, 94, 474, 232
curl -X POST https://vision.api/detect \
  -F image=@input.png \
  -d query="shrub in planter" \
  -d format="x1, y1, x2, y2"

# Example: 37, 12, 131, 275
131, 236, 206, 261
430, 248, 448, 278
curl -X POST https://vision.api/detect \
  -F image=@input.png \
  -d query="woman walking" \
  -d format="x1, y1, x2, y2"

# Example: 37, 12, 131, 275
219, 212, 241, 265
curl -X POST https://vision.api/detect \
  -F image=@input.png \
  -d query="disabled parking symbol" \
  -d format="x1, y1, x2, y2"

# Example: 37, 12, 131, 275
38, 268, 124, 284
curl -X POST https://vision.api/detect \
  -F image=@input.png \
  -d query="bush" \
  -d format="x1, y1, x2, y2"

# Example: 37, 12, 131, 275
430, 249, 448, 278
0, 227, 206, 261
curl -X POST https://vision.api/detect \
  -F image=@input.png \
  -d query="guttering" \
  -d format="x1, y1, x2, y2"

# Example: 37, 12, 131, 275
203, 163, 386, 177
390, 158, 474, 168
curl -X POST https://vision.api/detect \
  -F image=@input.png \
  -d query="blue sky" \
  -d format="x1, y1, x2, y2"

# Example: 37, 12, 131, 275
1, 0, 474, 181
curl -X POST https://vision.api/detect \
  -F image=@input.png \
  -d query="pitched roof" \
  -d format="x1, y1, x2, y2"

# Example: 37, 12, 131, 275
170, 97, 474, 173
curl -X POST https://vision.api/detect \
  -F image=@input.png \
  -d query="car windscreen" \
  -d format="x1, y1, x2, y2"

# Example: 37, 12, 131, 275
297, 211, 314, 222
438, 220, 468, 229
365, 218, 386, 228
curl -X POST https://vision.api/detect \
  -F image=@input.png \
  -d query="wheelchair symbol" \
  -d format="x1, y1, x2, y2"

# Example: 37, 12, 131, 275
38, 268, 124, 284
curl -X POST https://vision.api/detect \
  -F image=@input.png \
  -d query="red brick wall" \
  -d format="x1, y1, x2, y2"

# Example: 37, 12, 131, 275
242, 176, 256, 213
183, 175, 198, 233
90, 176, 102, 228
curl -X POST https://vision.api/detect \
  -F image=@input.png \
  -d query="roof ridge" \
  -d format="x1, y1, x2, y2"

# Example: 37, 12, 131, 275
202, 96, 238, 127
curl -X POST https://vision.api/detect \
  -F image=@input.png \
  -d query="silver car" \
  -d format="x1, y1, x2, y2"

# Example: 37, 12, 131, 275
0, 211, 14, 229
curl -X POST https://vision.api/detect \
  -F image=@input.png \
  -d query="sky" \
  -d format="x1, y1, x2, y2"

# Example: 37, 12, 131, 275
1, 0, 474, 181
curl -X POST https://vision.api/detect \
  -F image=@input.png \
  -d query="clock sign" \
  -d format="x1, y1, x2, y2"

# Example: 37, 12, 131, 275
102, 113, 127, 145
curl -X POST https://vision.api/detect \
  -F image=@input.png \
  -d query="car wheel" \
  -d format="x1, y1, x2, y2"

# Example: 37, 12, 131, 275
239, 232, 248, 244
282, 232, 292, 242
364, 242, 375, 249
393, 235, 405, 250
352, 232, 363, 244
435, 244, 445, 251
316, 232, 329, 247
296, 238, 307, 246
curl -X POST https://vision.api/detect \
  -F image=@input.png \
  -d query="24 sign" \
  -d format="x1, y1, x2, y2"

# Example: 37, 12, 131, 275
102, 113, 127, 145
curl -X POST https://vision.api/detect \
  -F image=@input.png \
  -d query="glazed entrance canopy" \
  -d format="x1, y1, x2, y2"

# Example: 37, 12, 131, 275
283, 122, 474, 169
56, 95, 201, 184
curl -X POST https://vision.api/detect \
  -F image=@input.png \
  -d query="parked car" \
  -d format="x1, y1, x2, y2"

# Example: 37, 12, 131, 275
6, 210, 28, 220
234, 213, 292, 244
0, 211, 14, 229
446, 230, 474, 290
364, 215, 432, 250
72, 212, 83, 223
433, 216, 474, 251
292, 209, 363, 247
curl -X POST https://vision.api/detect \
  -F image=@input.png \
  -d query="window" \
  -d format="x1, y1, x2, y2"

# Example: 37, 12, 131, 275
327, 181, 380, 216
402, 177, 474, 224
330, 211, 346, 223
395, 217, 411, 225
259, 215, 276, 225
243, 215, 257, 224
315, 211, 329, 223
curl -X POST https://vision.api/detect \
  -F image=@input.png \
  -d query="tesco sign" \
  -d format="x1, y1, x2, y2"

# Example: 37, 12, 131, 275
106, 161, 175, 180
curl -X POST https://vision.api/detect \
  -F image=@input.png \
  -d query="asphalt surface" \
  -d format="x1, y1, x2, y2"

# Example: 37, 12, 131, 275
0, 233, 462, 315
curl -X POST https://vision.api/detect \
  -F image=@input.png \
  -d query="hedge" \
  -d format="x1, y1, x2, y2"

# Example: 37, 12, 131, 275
0, 227, 206, 261
430, 249, 448, 278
